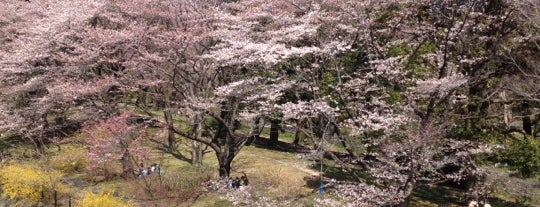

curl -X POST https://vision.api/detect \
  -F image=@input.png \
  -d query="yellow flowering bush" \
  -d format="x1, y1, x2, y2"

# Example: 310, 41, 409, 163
78, 191, 135, 207
0, 163, 69, 206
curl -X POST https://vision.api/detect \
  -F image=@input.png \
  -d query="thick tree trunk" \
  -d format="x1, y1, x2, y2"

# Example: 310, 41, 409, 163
523, 115, 533, 135
218, 162, 231, 178
212, 98, 241, 178
269, 119, 280, 146
217, 150, 233, 178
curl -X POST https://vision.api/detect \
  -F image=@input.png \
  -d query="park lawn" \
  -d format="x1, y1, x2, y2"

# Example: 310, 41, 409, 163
184, 145, 320, 206
3, 116, 538, 206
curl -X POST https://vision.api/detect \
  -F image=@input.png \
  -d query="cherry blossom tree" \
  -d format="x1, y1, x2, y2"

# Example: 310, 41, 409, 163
39, 0, 303, 177
0, 0, 106, 154
84, 112, 148, 179
269, 0, 534, 205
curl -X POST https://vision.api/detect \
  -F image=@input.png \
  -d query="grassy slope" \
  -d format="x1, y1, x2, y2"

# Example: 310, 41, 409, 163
2, 120, 538, 206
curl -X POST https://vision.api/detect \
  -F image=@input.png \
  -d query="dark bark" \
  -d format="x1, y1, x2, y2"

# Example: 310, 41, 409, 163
164, 109, 176, 152
269, 118, 280, 146
120, 151, 135, 179
171, 98, 250, 177
523, 115, 533, 135
214, 100, 239, 178
163, 88, 176, 152
218, 158, 232, 178
293, 129, 301, 144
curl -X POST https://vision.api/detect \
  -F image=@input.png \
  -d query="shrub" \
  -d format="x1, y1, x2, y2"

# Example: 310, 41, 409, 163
502, 136, 540, 178
0, 163, 69, 206
78, 191, 135, 207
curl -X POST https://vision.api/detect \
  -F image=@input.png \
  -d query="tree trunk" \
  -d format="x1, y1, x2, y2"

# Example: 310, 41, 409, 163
120, 151, 135, 179
192, 141, 203, 166
246, 116, 261, 146
397, 177, 416, 207
164, 110, 175, 152
293, 118, 305, 145
163, 88, 175, 152
523, 115, 533, 135
190, 114, 204, 166
501, 91, 511, 128
30, 136, 46, 156
293, 130, 301, 144
520, 101, 533, 135
212, 98, 242, 178
269, 119, 280, 146
217, 150, 233, 178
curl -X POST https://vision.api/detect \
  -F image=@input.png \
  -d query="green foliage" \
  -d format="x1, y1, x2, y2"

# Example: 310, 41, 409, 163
375, 6, 399, 23
416, 41, 436, 55
339, 47, 368, 70
0, 163, 69, 206
502, 136, 540, 178
408, 65, 433, 79
320, 71, 337, 96
387, 43, 412, 57
385, 90, 402, 105
78, 190, 135, 207
405, 41, 437, 79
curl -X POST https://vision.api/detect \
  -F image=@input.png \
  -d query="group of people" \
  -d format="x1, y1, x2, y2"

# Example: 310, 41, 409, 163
227, 175, 249, 189
136, 163, 163, 177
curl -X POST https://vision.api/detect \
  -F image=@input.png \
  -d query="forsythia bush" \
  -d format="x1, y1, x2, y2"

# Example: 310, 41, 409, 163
78, 191, 135, 207
0, 163, 68, 206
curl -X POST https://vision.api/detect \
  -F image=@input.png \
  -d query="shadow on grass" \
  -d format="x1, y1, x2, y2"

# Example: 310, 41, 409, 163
414, 187, 532, 207
412, 186, 465, 206
0, 134, 24, 151
250, 137, 311, 153
488, 197, 531, 207
149, 138, 192, 163
307, 158, 366, 183
303, 175, 322, 190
